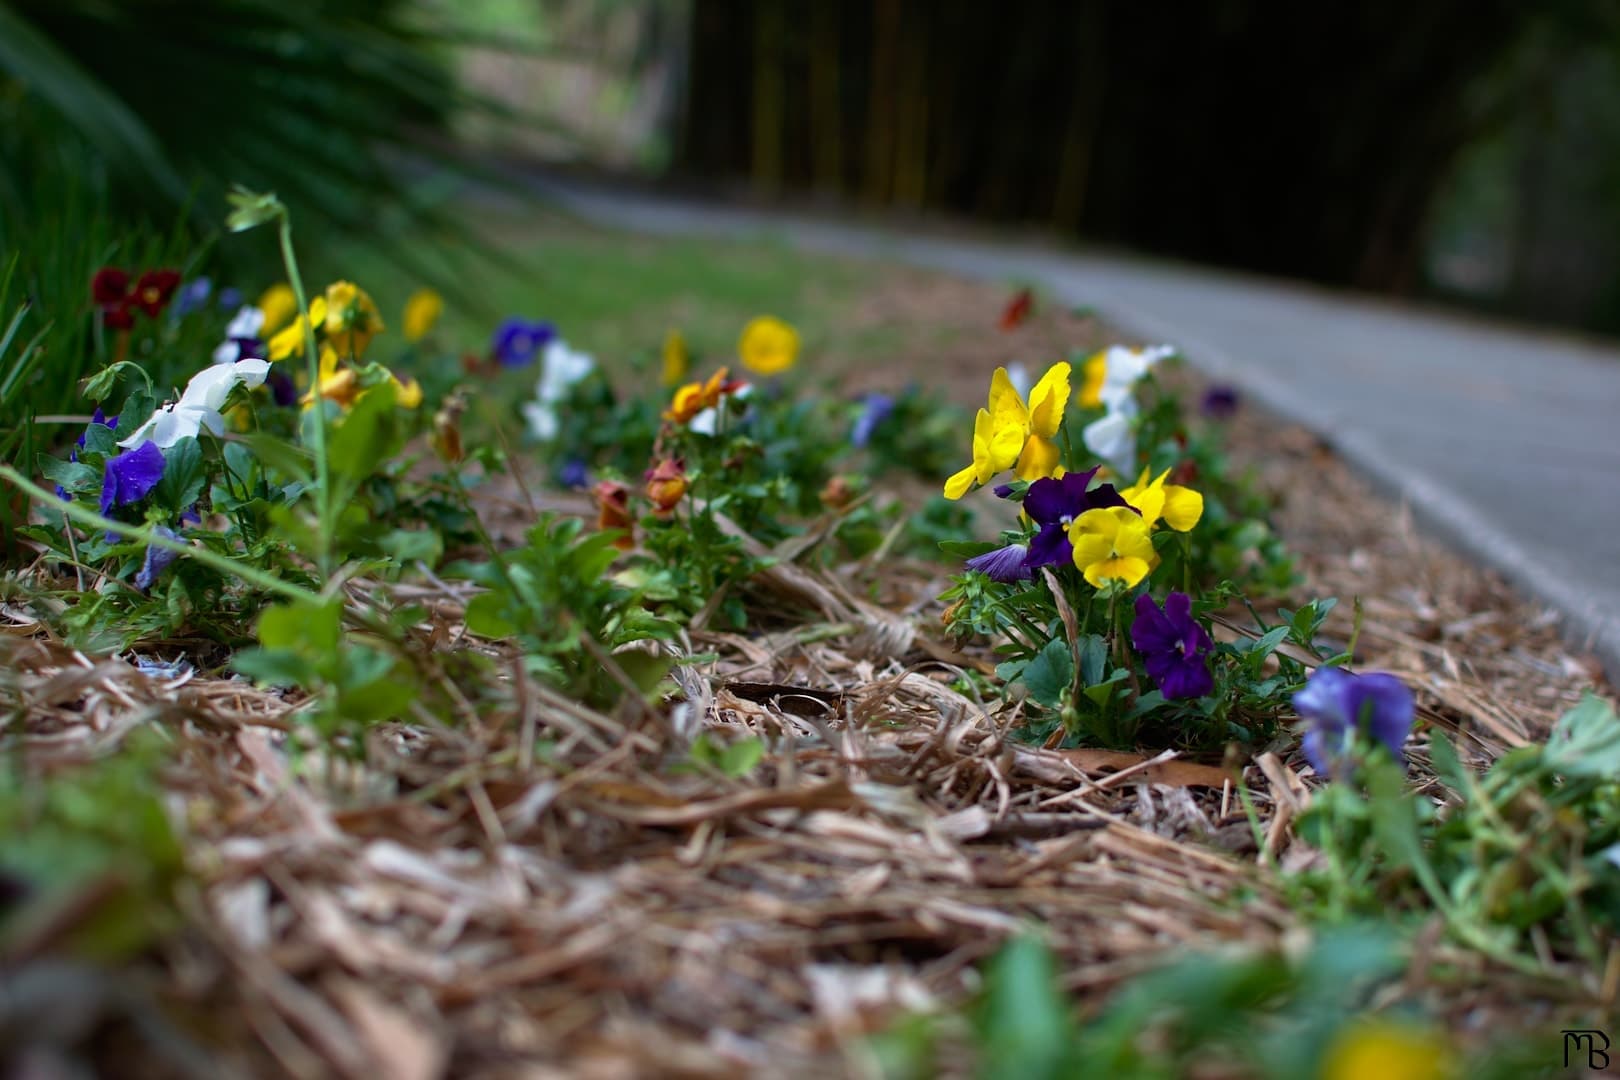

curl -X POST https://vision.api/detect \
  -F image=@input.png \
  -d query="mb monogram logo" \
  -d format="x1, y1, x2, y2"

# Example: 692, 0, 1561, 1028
1563, 1029, 1611, 1070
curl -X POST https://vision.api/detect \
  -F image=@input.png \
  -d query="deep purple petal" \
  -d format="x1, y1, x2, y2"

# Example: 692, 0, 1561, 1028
1201, 386, 1240, 419
992, 483, 1018, 500
135, 526, 182, 590
1130, 594, 1179, 656
1024, 523, 1072, 569
99, 440, 166, 516
1024, 474, 1080, 525
267, 369, 298, 407
1086, 482, 1133, 513
1145, 653, 1214, 699
966, 543, 1033, 583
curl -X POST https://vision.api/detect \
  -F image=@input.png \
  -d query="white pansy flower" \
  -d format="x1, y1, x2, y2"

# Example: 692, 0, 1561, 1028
1082, 386, 1139, 475
1099, 344, 1174, 398
524, 340, 596, 442
119, 359, 271, 448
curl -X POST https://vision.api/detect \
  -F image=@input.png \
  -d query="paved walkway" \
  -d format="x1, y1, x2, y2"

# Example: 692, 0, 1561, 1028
533, 177, 1620, 680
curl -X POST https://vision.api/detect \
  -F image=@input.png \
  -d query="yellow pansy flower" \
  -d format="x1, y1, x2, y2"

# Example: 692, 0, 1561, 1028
1069, 505, 1157, 588
402, 288, 442, 343
1121, 466, 1203, 532
662, 328, 690, 386
738, 316, 799, 375
391, 374, 423, 409
257, 283, 298, 334
943, 362, 1071, 499
302, 345, 359, 409
1078, 351, 1108, 407
1320, 1022, 1451, 1080
267, 296, 329, 361
323, 280, 383, 359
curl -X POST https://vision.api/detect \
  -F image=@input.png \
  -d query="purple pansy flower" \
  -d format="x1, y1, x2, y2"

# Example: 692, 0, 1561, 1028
491, 318, 556, 368
135, 526, 182, 590
99, 440, 166, 517
172, 277, 212, 318
555, 457, 590, 490
963, 468, 1135, 583
1130, 592, 1215, 699
850, 392, 895, 448
217, 286, 243, 311
266, 368, 298, 407
1201, 385, 1240, 419
965, 542, 1032, 582
1021, 468, 1134, 570
1293, 667, 1414, 777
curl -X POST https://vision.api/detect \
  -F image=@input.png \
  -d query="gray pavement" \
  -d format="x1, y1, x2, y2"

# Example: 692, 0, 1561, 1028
531, 177, 1620, 681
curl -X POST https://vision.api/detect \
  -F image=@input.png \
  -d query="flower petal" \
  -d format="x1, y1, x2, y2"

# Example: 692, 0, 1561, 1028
1161, 483, 1204, 532
1026, 361, 1072, 439
966, 543, 1033, 582
1024, 523, 1072, 569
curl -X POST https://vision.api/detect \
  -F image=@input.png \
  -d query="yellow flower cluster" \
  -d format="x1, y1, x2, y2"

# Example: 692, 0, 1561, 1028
944, 362, 1071, 500
259, 280, 421, 413
1067, 467, 1203, 589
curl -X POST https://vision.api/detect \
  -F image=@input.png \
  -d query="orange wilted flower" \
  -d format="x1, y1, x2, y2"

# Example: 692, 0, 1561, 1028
593, 480, 635, 550
664, 366, 744, 424
999, 287, 1034, 330
644, 457, 689, 517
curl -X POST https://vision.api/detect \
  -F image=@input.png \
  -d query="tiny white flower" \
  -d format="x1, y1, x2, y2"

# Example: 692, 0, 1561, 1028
688, 407, 718, 436
225, 305, 266, 340
522, 401, 559, 442
120, 359, 271, 448
535, 340, 595, 405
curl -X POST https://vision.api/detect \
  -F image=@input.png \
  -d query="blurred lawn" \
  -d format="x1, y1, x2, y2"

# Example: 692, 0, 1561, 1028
317, 207, 887, 381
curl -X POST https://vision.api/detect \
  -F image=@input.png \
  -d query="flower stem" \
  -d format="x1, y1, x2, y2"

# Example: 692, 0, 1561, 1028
276, 213, 332, 577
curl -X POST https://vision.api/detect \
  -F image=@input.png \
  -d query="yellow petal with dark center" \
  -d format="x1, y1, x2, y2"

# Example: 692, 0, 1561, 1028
1082, 556, 1150, 589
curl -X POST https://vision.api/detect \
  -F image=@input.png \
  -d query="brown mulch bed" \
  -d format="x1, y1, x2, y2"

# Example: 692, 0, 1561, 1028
2, 266, 1610, 1077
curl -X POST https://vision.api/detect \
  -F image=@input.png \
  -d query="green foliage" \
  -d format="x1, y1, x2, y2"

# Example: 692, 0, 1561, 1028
1294, 694, 1620, 974
454, 513, 677, 709
0, 740, 184, 960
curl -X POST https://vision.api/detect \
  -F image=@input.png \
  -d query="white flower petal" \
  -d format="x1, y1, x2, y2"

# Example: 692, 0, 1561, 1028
181, 358, 270, 412
1082, 410, 1135, 475
688, 407, 718, 436
225, 305, 265, 340
212, 340, 241, 366
522, 401, 558, 441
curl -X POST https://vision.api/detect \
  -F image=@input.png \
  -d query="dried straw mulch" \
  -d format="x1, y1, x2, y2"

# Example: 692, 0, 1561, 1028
1, 275, 1611, 1077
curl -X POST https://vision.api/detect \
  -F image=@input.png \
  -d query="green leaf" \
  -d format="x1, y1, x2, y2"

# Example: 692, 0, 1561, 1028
231, 647, 316, 688
257, 598, 341, 656
1023, 637, 1075, 709
1426, 731, 1470, 796
720, 737, 766, 778
1078, 633, 1108, 686
974, 935, 1073, 1080
38, 455, 97, 490
1544, 694, 1620, 778
235, 432, 312, 484
151, 436, 205, 511
614, 650, 673, 696
464, 591, 518, 640
224, 188, 285, 233
325, 379, 401, 489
